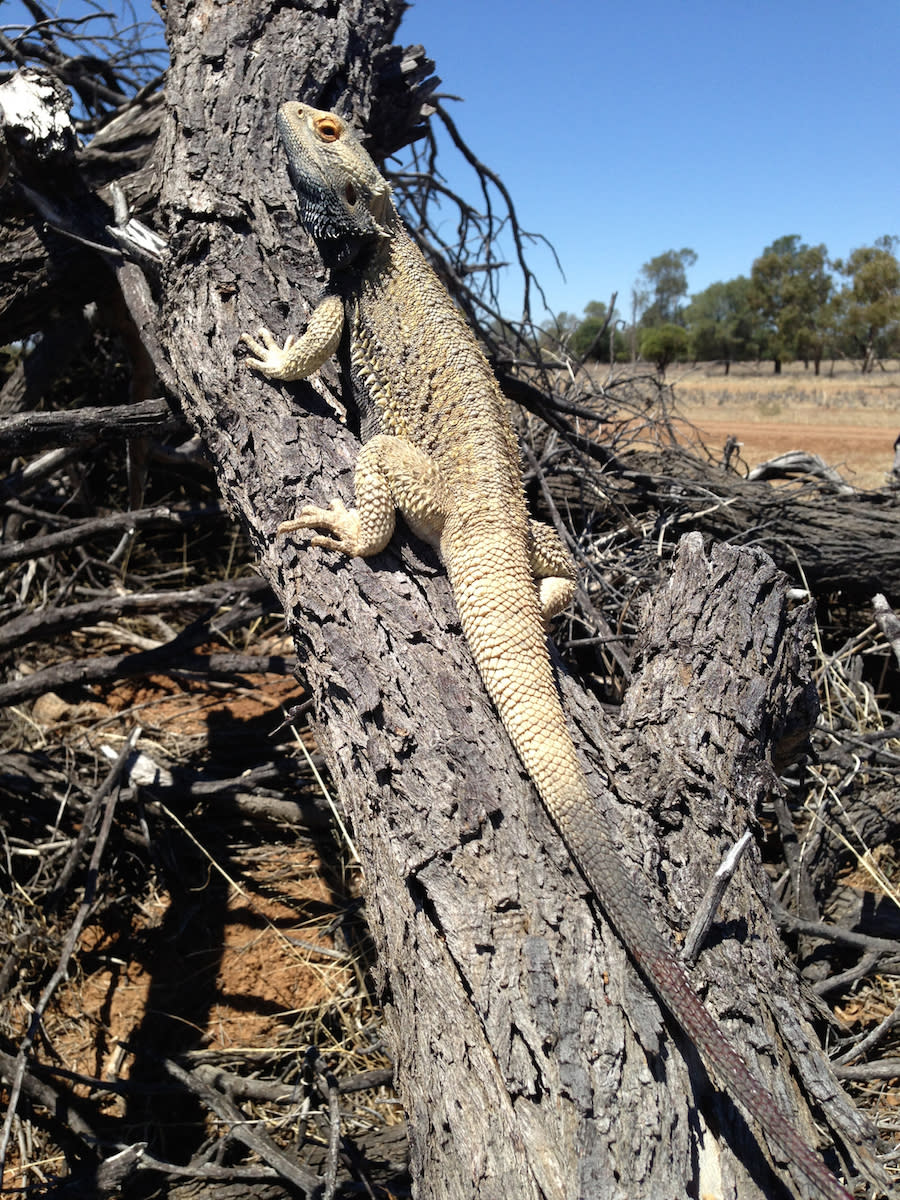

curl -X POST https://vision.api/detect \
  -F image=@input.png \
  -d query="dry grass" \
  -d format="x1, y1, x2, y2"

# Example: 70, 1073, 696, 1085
662, 360, 900, 489
669, 357, 900, 406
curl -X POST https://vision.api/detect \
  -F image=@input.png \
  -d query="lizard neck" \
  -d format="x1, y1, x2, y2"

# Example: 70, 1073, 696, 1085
348, 213, 525, 505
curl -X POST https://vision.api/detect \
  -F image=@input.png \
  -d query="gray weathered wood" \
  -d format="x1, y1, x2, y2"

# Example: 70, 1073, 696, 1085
118, 1, 884, 1196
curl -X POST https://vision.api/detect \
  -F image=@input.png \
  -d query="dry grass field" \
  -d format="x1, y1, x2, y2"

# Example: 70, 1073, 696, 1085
664, 360, 900, 489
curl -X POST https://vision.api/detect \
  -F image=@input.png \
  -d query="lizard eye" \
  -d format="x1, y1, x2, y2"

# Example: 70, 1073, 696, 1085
345, 183, 357, 205
315, 116, 342, 142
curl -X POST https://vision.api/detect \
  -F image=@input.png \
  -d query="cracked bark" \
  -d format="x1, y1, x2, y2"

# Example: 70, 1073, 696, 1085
4, 0, 887, 1196
145, 3, 882, 1197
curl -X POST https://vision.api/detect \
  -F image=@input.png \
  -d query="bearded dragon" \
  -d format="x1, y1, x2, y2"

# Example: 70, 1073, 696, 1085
241, 100, 850, 1200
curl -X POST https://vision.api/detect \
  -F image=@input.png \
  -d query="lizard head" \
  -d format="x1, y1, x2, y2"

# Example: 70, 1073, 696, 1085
276, 102, 393, 268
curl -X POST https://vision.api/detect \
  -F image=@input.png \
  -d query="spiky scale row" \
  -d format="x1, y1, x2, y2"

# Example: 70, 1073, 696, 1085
242, 101, 851, 1200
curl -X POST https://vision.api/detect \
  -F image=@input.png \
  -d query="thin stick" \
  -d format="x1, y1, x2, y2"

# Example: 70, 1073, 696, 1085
682, 831, 753, 964
161, 1057, 321, 1193
0, 727, 138, 1178
319, 1063, 342, 1200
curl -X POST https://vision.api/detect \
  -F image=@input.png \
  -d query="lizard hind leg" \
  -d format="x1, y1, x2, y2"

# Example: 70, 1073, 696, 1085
529, 519, 577, 623
279, 497, 364, 554
278, 433, 447, 558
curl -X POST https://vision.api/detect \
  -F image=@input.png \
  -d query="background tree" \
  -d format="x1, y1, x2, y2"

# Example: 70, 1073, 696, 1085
749, 235, 831, 373
636, 247, 697, 327
629, 281, 649, 358
833, 235, 900, 372
568, 299, 626, 361
538, 309, 580, 355
683, 276, 758, 370
639, 322, 688, 374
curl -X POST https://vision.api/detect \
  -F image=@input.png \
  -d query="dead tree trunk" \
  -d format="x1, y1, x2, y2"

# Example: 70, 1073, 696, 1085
2, 1, 888, 1196
141, 4, 885, 1196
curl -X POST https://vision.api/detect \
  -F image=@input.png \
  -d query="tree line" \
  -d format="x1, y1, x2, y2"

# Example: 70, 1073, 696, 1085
547, 234, 900, 375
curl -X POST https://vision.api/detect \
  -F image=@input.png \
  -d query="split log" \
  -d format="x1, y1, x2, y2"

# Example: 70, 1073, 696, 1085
142, 2, 882, 1196
539, 442, 900, 601
679, 479, 900, 600
2, 1, 890, 1196
747, 450, 857, 493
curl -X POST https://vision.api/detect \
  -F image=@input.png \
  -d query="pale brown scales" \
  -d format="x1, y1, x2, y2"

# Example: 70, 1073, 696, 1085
355, 230, 525, 510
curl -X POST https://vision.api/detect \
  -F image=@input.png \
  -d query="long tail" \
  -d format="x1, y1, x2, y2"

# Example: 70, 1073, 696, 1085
564, 811, 850, 1200
445, 532, 851, 1200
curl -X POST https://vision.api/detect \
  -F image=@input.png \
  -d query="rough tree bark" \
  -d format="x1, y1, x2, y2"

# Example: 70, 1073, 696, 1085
139, 3, 888, 1196
2, 1, 890, 1196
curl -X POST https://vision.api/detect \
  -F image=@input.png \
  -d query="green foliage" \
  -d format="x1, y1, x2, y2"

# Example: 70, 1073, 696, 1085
639, 323, 688, 374
683, 276, 759, 363
545, 300, 627, 362
582, 300, 609, 321
833, 235, 900, 371
570, 315, 608, 358
568, 299, 610, 358
637, 249, 697, 327
748, 235, 831, 371
571, 300, 623, 361
567, 233, 899, 373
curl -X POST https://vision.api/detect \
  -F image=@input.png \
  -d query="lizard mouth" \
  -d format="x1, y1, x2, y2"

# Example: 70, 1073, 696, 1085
276, 105, 383, 266
276, 108, 328, 202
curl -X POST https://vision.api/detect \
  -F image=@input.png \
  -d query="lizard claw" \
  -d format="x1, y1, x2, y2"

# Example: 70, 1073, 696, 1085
278, 499, 361, 554
240, 327, 292, 375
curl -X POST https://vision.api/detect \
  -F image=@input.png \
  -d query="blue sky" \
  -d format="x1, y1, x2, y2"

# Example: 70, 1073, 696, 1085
3, 0, 897, 322
399, 0, 900, 320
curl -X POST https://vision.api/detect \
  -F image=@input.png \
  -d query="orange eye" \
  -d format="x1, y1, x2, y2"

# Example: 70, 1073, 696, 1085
315, 117, 342, 142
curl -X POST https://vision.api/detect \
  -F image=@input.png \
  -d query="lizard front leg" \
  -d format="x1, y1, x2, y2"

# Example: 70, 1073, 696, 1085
279, 433, 448, 557
241, 293, 344, 380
